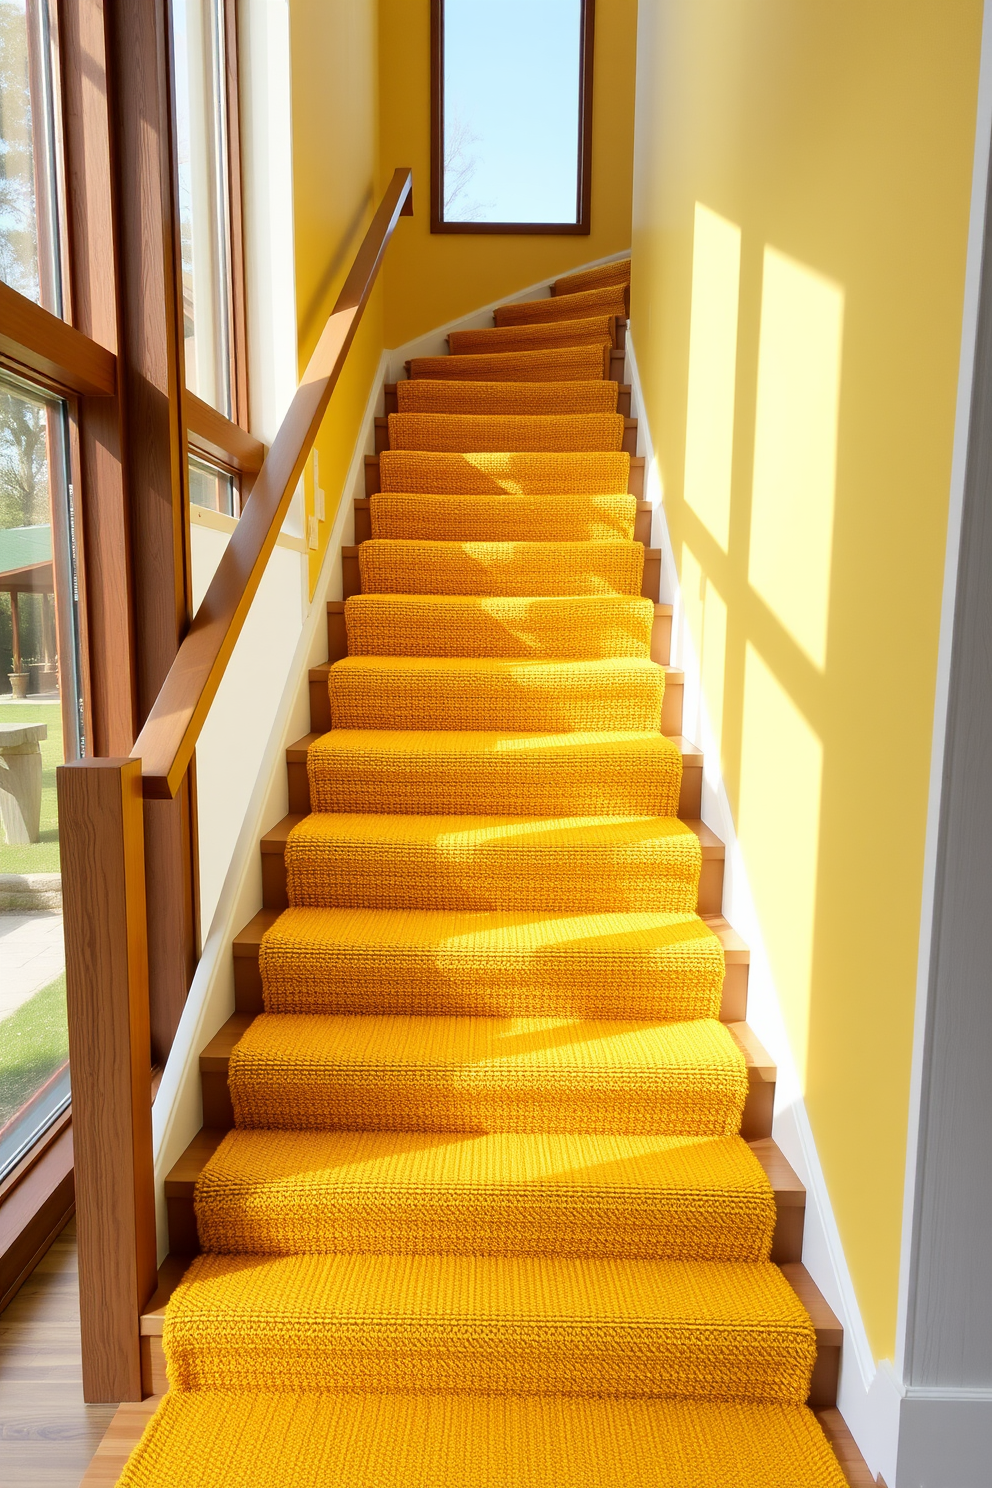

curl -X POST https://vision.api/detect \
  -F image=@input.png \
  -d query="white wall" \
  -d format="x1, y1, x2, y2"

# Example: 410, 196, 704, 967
189, 521, 306, 937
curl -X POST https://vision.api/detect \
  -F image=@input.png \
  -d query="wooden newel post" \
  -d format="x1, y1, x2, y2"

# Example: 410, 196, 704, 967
57, 758, 157, 1403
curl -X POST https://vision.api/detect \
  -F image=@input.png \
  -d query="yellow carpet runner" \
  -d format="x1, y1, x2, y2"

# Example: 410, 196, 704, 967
118, 257, 849, 1485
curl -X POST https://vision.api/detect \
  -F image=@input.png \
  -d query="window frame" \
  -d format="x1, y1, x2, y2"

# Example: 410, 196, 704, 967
429, 0, 596, 236
0, 0, 261, 1292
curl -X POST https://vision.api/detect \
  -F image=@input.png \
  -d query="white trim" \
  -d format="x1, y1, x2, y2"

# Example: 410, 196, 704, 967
626, 328, 896, 1482
189, 501, 307, 553
387, 248, 632, 374
896, 0, 992, 1389
896, 1397, 992, 1488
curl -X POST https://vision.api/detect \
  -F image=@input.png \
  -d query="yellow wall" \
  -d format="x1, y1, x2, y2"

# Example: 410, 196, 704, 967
290, 0, 383, 592
631, 0, 983, 1360
377, 0, 639, 347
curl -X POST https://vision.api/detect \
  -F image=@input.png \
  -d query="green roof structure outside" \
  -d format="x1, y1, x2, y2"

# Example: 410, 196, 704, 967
0, 525, 52, 579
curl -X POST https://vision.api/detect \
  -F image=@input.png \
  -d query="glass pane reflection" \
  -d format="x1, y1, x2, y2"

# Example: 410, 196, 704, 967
0, 373, 81, 1180
0, 0, 66, 312
172, 0, 234, 415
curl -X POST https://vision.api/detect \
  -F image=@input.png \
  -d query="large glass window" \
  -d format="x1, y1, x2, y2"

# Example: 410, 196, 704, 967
0, 0, 66, 311
433, 0, 594, 234
171, 0, 235, 415
0, 372, 81, 1181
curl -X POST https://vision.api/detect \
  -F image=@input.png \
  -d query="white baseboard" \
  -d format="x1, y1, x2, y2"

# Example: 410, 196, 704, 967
896, 1395, 992, 1488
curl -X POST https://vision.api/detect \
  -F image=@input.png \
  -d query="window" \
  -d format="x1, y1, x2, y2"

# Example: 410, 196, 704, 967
0, 372, 81, 1181
0, 0, 256, 1215
431, 0, 595, 235
0, 0, 67, 312
171, 0, 244, 418
189, 453, 236, 516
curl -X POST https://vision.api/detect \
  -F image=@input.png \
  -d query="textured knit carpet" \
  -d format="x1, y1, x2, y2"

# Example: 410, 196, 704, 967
117, 257, 849, 1485
119, 1394, 847, 1487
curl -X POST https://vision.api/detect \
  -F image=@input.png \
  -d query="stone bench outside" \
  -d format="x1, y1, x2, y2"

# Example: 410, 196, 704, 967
0, 722, 48, 846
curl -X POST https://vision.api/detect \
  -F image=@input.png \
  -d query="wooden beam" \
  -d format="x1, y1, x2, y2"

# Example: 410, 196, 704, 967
57, 0, 138, 758
186, 391, 266, 474
57, 758, 156, 1403
0, 281, 116, 397
132, 168, 414, 799
104, 0, 198, 1061
0, 1111, 74, 1314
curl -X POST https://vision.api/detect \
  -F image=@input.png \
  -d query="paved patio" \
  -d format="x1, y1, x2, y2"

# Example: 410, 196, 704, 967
0, 911, 65, 1020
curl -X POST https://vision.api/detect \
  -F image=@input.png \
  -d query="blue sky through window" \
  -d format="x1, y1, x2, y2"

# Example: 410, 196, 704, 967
443, 0, 582, 224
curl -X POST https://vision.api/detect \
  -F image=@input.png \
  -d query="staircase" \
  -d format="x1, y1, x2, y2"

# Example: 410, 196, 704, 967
113, 258, 867, 1485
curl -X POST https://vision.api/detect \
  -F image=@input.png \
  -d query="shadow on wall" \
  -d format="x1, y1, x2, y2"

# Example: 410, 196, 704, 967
679, 201, 844, 1089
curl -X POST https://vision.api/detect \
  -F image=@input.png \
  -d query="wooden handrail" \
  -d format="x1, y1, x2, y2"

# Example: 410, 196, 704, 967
132, 168, 413, 799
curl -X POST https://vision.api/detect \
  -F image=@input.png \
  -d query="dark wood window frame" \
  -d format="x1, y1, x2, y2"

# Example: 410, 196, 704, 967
429, 0, 595, 236
0, 0, 261, 1312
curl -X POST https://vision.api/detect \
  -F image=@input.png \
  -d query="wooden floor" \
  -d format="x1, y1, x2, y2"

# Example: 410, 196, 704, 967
0, 1218, 117, 1487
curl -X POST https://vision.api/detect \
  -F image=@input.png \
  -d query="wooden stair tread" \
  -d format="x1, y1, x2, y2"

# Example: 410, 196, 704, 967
702, 913, 749, 962
164, 1128, 227, 1193
684, 819, 725, 857
232, 909, 281, 953
728, 1022, 775, 1081
200, 1013, 254, 1067
748, 1138, 804, 1206
779, 1264, 844, 1345
286, 732, 321, 762
260, 815, 305, 851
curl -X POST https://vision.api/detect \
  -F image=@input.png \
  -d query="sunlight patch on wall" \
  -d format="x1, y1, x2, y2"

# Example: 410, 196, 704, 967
682, 204, 742, 552
748, 248, 844, 670
737, 644, 823, 1086
681, 542, 728, 755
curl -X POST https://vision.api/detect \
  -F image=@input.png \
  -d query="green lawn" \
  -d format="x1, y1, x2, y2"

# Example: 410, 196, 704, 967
0, 701, 63, 874
0, 973, 69, 1128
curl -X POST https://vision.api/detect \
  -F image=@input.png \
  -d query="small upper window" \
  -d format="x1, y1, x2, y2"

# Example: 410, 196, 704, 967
431, 0, 594, 235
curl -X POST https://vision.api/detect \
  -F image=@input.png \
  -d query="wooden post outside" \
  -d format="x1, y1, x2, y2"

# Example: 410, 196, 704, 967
57, 758, 157, 1403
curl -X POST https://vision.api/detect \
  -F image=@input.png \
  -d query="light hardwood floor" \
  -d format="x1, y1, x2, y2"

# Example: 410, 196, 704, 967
0, 1218, 117, 1486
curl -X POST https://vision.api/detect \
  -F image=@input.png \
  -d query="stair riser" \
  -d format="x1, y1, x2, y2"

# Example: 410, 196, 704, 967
141, 1331, 837, 1410
364, 450, 644, 497
382, 384, 634, 416
288, 753, 701, 820
326, 681, 666, 736
447, 317, 627, 358
260, 829, 721, 916
373, 417, 638, 457
343, 550, 661, 601
353, 497, 653, 544
330, 595, 672, 660
310, 667, 681, 735
168, 1181, 800, 1264
235, 942, 745, 1021
329, 599, 669, 663
199, 1063, 771, 1142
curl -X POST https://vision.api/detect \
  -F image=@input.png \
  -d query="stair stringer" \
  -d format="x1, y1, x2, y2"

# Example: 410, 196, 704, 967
150, 349, 390, 1261
625, 330, 892, 1482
